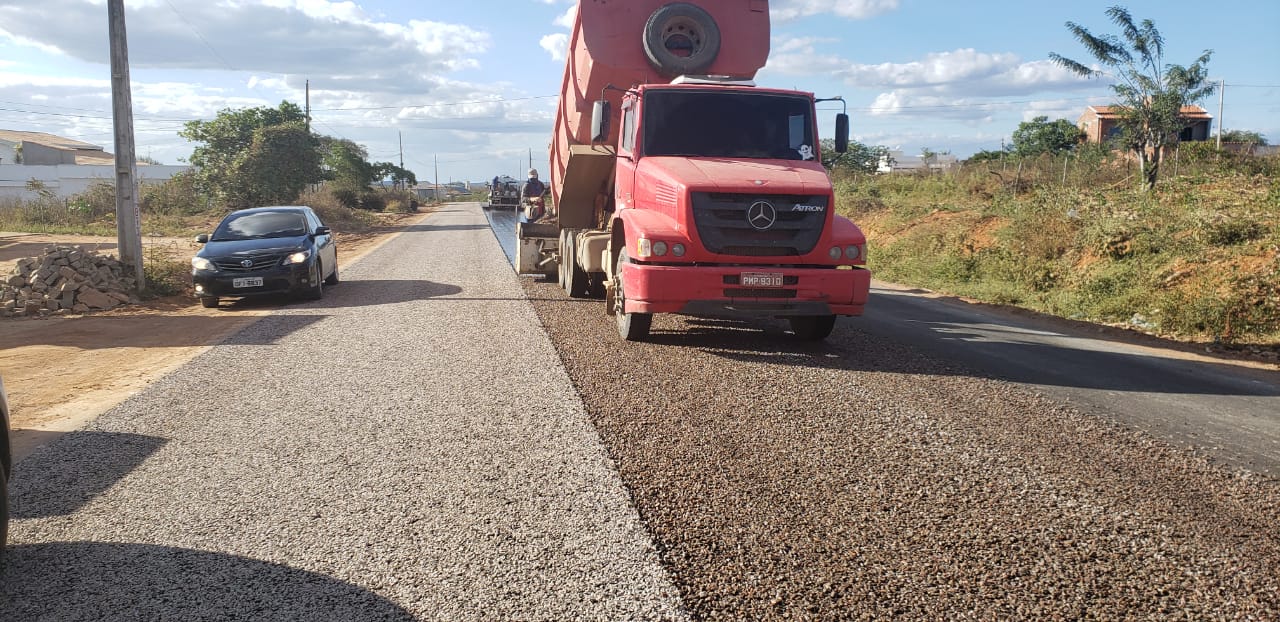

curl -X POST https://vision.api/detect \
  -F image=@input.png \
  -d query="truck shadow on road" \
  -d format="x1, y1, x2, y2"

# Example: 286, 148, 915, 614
717, 328, 1277, 398
10, 431, 166, 519
0, 542, 415, 621
640, 317, 1280, 397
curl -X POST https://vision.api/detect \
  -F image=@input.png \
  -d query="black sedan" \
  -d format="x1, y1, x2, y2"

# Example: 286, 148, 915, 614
192, 206, 338, 308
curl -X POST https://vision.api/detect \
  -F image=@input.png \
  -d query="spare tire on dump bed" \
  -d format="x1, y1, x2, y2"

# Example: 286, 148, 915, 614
643, 3, 721, 76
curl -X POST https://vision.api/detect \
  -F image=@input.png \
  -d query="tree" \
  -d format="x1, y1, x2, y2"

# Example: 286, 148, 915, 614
1050, 6, 1214, 191
820, 138, 890, 173
1012, 116, 1084, 157
179, 101, 313, 205
371, 162, 417, 189
322, 138, 376, 193
968, 147, 1011, 163
231, 123, 322, 207
1220, 129, 1268, 145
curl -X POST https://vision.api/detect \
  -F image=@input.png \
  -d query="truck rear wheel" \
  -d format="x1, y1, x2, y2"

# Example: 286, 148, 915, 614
614, 253, 652, 341
564, 230, 590, 299
788, 315, 836, 341
643, 3, 721, 76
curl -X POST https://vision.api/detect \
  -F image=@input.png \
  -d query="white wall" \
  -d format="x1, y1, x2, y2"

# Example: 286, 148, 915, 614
0, 164, 190, 199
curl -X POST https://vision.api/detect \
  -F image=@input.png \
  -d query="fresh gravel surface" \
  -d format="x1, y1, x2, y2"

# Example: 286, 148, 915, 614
3, 203, 687, 621
523, 277, 1280, 619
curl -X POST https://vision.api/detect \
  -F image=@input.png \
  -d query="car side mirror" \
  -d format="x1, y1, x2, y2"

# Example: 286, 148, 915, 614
314, 226, 331, 237
195, 233, 209, 243
591, 100, 611, 143
835, 113, 849, 153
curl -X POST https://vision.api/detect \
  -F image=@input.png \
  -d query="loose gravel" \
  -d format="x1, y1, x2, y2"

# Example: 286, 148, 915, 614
523, 278, 1280, 620
3, 204, 686, 621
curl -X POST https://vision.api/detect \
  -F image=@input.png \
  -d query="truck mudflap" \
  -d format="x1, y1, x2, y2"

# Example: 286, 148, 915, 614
620, 262, 870, 317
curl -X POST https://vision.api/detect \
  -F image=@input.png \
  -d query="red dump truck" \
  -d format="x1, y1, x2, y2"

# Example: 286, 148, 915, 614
515, 0, 870, 341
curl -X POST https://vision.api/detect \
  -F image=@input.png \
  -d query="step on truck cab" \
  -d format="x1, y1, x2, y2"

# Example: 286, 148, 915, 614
515, 0, 870, 341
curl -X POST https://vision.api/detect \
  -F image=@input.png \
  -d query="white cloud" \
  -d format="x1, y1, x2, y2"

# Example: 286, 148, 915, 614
772, 0, 899, 21
0, 0, 490, 82
553, 4, 577, 29
540, 33, 569, 62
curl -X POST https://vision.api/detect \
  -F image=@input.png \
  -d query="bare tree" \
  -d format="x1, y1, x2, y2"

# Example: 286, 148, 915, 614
1050, 6, 1214, 191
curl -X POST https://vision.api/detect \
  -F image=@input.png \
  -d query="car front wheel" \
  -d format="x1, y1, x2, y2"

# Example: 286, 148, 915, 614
304, 262, 324, 300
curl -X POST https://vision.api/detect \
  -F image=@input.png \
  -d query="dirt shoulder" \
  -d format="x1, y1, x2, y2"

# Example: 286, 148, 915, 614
1, 211, 431, 462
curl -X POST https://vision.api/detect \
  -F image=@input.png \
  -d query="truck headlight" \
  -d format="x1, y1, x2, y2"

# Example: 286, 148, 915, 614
672, 243, 686, 257
191, 257, 214, 271
652, 241, 669, 257
829, 246, 842, 260
845, 245, 862, 260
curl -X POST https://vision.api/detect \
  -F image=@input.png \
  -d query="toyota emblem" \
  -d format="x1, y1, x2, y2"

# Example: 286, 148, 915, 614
747, 200, 777, 230
240, 259, 254, 268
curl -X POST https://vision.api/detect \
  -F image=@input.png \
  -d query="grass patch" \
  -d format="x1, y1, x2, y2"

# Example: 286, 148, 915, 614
842, 149, 1280, 344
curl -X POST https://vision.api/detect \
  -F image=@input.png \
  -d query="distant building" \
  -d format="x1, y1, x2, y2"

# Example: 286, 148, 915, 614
877, 150, 959, 174
0, 129, 189, 199
1077, 105, 1213, 144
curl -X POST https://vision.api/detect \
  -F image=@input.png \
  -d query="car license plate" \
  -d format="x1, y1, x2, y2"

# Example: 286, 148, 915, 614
233, 277, 263, 288
740, 272, 784, 287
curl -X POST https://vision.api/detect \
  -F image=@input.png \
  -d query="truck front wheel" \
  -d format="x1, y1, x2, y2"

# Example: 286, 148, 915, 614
788, 315, 836, 341
614, 253, 652, 341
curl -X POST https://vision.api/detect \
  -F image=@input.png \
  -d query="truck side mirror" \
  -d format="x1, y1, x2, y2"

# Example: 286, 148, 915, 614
591, 100, 611, 143
195, 233, 209, 244
835, 113, 849, 153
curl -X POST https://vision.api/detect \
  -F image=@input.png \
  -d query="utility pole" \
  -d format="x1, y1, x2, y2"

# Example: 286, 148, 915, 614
398, 131, 404, 190
1216, 79, 1225, 149
107, 0, 144, 292
434, 154, 439, 203
305, 79, 311, 133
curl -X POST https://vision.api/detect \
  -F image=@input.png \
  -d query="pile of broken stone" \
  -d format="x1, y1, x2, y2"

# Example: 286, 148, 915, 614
1, 245, 140, 318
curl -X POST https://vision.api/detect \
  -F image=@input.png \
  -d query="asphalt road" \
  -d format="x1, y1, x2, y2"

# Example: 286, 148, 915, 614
486, 204, 1280, 477
3, 203, 1276, 620
859, 284, 1280, 477
3, 203, 687, 621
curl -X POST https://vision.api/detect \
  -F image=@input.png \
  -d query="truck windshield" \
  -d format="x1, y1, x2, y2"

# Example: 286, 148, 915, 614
642, 90, 815, 160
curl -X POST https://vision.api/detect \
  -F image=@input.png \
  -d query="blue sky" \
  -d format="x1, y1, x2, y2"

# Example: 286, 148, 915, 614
1, 0, 1276, 183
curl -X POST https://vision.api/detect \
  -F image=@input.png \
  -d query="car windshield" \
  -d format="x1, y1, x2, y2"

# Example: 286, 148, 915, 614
642, 90, 815, 160
211, 211, 308, 241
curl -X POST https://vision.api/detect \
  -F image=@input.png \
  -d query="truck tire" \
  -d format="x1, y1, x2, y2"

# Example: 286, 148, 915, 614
556, 230, 567, 287
788, 315, 836, 341
564, 230, 591, 299
643, 3, 721, 76
614, 253, 652, 341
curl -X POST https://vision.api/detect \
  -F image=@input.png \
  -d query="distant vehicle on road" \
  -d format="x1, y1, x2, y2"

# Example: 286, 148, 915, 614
486, 176, 520, 210
2, 374, 11, 552
191, 206, 339, 308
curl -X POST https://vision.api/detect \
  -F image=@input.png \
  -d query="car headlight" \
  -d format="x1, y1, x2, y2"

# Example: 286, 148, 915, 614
191, 257, 214, 271
282, 250, 311, 265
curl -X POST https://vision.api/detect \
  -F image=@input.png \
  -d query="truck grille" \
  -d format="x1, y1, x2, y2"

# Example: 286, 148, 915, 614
691, 193, 827, 256
212, 252, 287, 272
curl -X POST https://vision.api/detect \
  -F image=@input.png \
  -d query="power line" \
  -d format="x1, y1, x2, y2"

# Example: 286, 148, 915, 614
312, 95, 558, 112
162, 0, 237, 72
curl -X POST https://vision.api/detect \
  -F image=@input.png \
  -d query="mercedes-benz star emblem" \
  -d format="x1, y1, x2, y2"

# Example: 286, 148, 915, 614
747, 200, 777, 230
240, 259, 254, 268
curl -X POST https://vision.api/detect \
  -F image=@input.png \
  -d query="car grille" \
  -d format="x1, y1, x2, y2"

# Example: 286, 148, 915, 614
211, 252, 288, 273
691, 193, 827, 256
